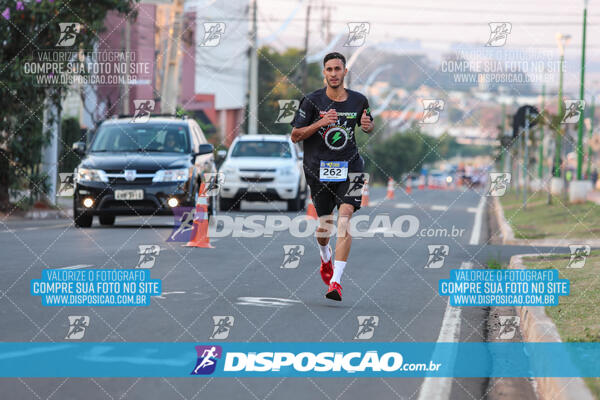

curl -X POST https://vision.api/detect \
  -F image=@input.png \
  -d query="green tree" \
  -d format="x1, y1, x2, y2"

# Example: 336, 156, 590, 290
251, 46, 322, 136
0, 0, 137, 209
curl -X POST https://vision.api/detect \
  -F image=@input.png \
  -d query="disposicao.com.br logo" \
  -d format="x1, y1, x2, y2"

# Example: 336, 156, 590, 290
192, 346, 441, 376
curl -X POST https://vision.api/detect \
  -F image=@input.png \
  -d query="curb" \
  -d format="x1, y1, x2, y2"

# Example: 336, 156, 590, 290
24, 208, 73, 220
509, 253, 595, 400
493, 196, 600, 247
493, 196, 515, 244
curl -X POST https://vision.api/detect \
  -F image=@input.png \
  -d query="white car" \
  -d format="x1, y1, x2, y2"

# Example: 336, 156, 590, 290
218, 135, 308, 211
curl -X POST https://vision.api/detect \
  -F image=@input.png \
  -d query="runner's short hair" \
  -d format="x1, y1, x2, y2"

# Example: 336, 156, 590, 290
323, 52, 346, 67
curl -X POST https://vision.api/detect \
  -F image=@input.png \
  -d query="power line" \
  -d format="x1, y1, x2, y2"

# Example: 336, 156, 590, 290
227, 16, 598, 26
267, 0, 599, 17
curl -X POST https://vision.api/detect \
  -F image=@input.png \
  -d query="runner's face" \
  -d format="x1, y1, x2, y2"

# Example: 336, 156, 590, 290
323, 59, 346, 89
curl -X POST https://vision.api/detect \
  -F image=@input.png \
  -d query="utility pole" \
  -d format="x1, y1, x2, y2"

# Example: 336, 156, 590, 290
301, 2, 311, 93
123, 18, 130, 114
587, 96, 595, 178
248, 0, 258, 135
160, 0, 185, 115
554, 33, 570, 178
523, 108, 530, 209
500, 103, 505, 170
576, 0, 589, 180
538, 84, 545, 179
41, 93, 60, 205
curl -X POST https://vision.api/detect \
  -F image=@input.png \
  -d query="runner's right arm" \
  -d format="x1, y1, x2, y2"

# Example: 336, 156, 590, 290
291, 111, 336, 143
290, 96, 337, 143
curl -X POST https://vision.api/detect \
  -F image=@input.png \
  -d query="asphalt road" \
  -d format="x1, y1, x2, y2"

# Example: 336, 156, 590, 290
0, 186, 568, 399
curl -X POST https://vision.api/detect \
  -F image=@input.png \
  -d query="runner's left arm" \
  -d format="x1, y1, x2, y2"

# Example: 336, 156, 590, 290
359, 98, 374, 133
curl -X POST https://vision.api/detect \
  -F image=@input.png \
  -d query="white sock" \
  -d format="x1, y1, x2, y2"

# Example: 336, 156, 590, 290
319, 243, 331, 262
331, 260, 346, 284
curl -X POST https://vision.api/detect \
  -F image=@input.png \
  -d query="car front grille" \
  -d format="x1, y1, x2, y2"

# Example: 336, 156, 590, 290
240, 176, 275, 183
108, 177, 154, 185
239, 168, 276, 173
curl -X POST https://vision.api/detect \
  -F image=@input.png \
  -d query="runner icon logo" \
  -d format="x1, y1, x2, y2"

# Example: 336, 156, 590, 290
137, 245, 160, 269
276, 100, 300, 123
561, 100, 585, 124
567, 245, 590, 269
485, 22, 511, 47
344, 22, 370, 47
132, 99, 155, 123
210, 316, 234, 340
420, 99, 444, 124
65, 316, 89, 340
425, 245, 449, 269
354, 316, 379, 340
201, 173, 225, 197
201, 22, 226, 47
56, 23, 81, 47
487, 173, 511, 197
168, 207, 196, 242
496, 316, 519, 340
345, 173, 368, 197
281, 245, 304, 269
191, 345, 222, 375
57, 173, 75, 197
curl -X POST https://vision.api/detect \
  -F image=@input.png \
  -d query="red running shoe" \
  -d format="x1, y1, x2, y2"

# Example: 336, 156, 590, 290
325, 282, 342, 301
320, 246, 333, 286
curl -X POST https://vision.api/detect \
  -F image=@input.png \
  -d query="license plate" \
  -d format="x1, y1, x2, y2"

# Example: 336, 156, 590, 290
319, 161, 348, 182
249, 185, 267, 192
114, 189, 144, 200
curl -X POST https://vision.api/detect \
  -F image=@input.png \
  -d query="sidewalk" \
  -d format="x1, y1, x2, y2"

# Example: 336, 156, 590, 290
1, 197, 73, 220
586, 190, 600, 205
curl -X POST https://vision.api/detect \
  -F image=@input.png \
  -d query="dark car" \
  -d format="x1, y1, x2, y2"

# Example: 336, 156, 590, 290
71, 115, 216, 227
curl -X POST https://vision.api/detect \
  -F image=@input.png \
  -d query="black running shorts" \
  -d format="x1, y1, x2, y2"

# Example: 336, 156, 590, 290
304, 155, 366, 217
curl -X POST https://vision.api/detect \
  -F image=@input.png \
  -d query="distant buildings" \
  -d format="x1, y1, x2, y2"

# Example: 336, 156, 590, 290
63, 0, 249, 146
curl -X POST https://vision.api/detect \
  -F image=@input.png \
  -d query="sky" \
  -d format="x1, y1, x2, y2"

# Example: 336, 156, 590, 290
255, 0, 600, 96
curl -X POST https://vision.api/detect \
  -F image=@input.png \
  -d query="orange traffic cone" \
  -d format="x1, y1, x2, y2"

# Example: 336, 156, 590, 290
184, 183, 214, 248
306, 194, 318, 220
386, 177, 395, 200
418, 175, 425, 190
406, 178, 412, 194
361, 181, 370, 207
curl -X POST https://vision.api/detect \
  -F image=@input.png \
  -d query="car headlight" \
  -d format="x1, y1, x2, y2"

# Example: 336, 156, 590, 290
220, 165, 237, 176
152, 168, 190, 182
77, 168, 108, 183
280, 166, 294, 176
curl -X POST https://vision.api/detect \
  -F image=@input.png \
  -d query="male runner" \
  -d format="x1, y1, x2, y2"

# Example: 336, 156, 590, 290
290, 52, 374, 301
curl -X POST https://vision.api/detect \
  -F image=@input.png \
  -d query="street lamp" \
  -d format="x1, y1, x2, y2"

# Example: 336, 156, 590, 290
553, 33, 571, 179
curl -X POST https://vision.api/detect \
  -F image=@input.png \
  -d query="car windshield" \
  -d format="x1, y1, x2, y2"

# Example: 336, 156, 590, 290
230, 140, 291, 158
90, 123, 190, 153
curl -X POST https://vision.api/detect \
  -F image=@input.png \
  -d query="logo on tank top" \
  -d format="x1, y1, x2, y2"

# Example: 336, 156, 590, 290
321, 120, 352, 151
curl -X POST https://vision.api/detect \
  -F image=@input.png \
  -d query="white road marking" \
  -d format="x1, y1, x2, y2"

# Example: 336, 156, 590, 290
57, 265, 94, 270
394, 203, 414, 209
367, 198, 385, 206
0, 216, 160, 234
431, 205, 448, 211
469, 196, 486, 245
417, 261, 472, 400
156, 291, 186, 299
236, 297, 301, 308
467, 207, 478, 213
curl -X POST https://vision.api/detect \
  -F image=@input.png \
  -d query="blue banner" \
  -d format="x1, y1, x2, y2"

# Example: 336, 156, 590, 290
0, 342, 598, 377
439, 269, 569, 306
30, 269, 161, 306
